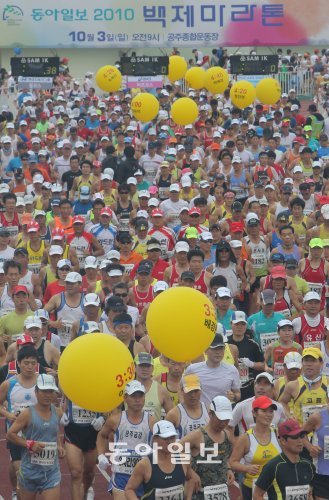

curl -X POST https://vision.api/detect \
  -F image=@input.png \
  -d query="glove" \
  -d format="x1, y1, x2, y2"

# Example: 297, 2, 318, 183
60, 413, 70, 426
239, 357, 255, 368
98, 453, 110, 470
91, 416, 105, 431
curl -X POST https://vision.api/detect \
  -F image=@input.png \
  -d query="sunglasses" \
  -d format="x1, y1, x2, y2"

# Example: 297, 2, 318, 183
190, 214, 200, 218
285, 433, 307, 440
120, 191, 129, 195
115, 293, 128, 298
218, 248, 230, 252
60, 267, 71, 271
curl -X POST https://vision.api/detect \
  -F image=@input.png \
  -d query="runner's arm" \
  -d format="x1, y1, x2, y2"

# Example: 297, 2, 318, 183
159, 384, 174, 414
278, 381, 296, 418
125, 458, 149, 500
96, 413, 118, 455
6, 408, 32, 447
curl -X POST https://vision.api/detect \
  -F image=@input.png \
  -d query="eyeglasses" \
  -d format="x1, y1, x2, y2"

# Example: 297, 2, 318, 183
285, 433, 307, 440
120, 191, 129, 195
59, 267, 71, 271
115, 293, 128, 298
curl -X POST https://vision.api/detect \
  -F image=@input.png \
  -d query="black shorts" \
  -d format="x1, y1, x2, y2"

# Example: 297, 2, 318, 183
7, 441, 23, 462
313, 473, 329, 499
250, 276, 262, 293
64, 422, 98, 453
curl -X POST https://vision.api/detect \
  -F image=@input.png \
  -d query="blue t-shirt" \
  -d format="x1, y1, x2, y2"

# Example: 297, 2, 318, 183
317, 146, 329, 158
5, 157, 23, 174
247, 310, 285, 349
73, 200, 93, 215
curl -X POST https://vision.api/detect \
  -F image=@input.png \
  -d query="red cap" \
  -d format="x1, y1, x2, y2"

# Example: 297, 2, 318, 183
73, 215, 85, 225
27, 221, 39, 233
292, 136, 306, 145
231, 221, 244, 233
52, 228, 65, 240
181, 168, 192, 176
305, 178, 315, 184
252, 396, 277, 411
100, 207, 113, 217
100, 116, 107, 122
188, 207, 201, 216
16, 334, 34, 346
278, 419, 305, 438
318, 195, 329, 207
13, 285, 28, 295
210, 143, 221, 150
93, 160, 102, 168
271, 265, 287, 280
40, 112, 47, 119
151, 209, 164, 217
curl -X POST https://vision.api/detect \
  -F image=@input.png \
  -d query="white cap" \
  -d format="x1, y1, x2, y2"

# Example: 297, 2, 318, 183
169, 183, 180, 192
136, 210, 149, 219
24, 316, 42, 329
84, 293, 101, 307
199, 180, 210, 188
259, 117, 267, 123
293, 165, 303, 173
134, 169, 144, 176
99, 259, 111, 270
231, 311, 247, 324
303, 291, 321, 302
148, 128, 156, 135
75, 141, 84, 149
291, 104, 299, 111
278, 319, 293, 329
83, 321, 100, 333
34, 309, 50, 321
199, 231, 213, 242
230, 239, 242, 249
85, 256, 98, 269
289, 88, 296, 93
284, 177, 293, 185
175, 241, 190, 253
127, 177, 137, 185
153, 420, 178, 438
24, 194, 34, 204
106, 250, 121, 261
153, 281, 169, 293
148, 198, 159, 207
33, 174, 44, 184
231, 119, 240, 125
108, 269, 123, 277
246, 212, 259, 223
181, 176, 192, 187
284, 351, 302, 370
6, 122, 14, 129
57, 259, 72, 269
36, 374, 59, 392
34, 210, 46, 217
49, 245, 64, 256
209, 396, 233, 420
138, 190, 150, 199
255, 372, 274, 385
65, 272, 82, 283
232, 156, 242, 163
216, 287, 232, 298
51, 183, 63, 193
190, 154, 200, 161
321, 204, 329, 220
167, 148, 177, 156
264, 184, 275, 191
124, 380, 146, 395
213, 131, 222, 138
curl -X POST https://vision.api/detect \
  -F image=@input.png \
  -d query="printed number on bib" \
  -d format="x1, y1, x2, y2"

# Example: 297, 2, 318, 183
155, 485, 184, 500
72, 405, 95, 424
285, 485, 309, 500
203, 484, 229, 500
31, 442, 57, 466
59, 320, 73, 345
273, 363, 284, 379
238, 362, 249, 384
302, 404, 326, 423
260, 333, 278, 352
119, 453, 141, 474
307, 282, 322, 295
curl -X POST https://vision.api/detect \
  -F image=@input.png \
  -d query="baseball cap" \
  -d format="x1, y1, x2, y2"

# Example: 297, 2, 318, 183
16, 334, 34, 346
185, 227, 199, 239
247, 217, 260, 227
148, 198, 159, 208
134, 352, 154, 366
113, 312, 133, 327
36, 374, 59, 392
147, 240, 161, 251
303, 291, 321, 302
138, 190, 151, 199
231, 311, 247, 324
285, 258, 298, 269
100, 207, 113, 217
215, 287, 232, 298
81, 321, 100, 334
24, 316, 42, 329
277, 319, 293, 329
51, 228, 65, 241
57, 259, 72, 270
261, 289, 276, 305
278, 419, 306, 438
199, 231, 213, 242
137, 260, 153, 275
106, 250, 121, 261
49, 245, 64, 256
209, 333, 225, 348
255, 372, 274, 385
34, 309, 50, 322
73, 215, 85, 225
293, 166, 303, 174
230, 240, 242, 249
284, 351, 302, 370
309, 238, 323, 249
107, 265, 124, 277
14, 247, 29, 257
252, 396, 277, 411
232, 201, 243, 212
153, 281, 169, 293
153, 420, 178, 438
181, 374, 201, 393
151, 209, 164, 218
106, 296, 125, 311
169, 183, 180, 192
209, 396, 233, 420
175, 241, 190, 253
200, 180, 210, 189
0, 227, 10, 237
117, 232, 132, 244
13, 285, 28, 295
84, 256, 98, 269
321, 204, 329, 220
65, 272, 82, 283
124, 381, 145, 395
136, 220, 148, 231
270, 253, 285, 264
27, 221, 39, 233
180, 271, 195, 282
302, 347, 322, 359
188, 207, 201, 216
271, 265, 287, 279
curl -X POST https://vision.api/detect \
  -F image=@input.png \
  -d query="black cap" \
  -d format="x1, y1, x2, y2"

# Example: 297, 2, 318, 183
254, 181, 264, 188
106, 296, 126, 311
117, 232, 132, 243
270, 253, 285, 263
210, 333, 225, 348
301, 147, 312, 154
181, 271, 195, 281
217, 240, 231, 251
232, 201, 243, 212
0, 227, 10, 237
14, 247, 29, 257
285, 258, 298, 268
299, 182, 310, 190
281, 186, 292, 194
148, 141, 157, 149
247, 218, 260, 226
136, 220, 148, 231
277, 210, 290, 221
137, 260, 153, 275
51, 197, 61, 206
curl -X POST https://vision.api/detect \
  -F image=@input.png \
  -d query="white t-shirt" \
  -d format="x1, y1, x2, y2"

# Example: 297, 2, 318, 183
229, 396, 286, 434
160, 199, 189, 229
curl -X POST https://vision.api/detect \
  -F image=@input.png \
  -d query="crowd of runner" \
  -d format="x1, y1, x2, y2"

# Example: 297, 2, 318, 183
0, 63, 329, 500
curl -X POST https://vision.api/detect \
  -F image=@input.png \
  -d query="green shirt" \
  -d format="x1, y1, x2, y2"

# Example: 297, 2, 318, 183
0, 310, 33, 340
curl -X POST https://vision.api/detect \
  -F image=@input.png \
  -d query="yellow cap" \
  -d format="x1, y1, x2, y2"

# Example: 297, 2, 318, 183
181, 374, 201, 393
309, 238, 324, 249
302, 347, 322, 360
323, 239, 329, 247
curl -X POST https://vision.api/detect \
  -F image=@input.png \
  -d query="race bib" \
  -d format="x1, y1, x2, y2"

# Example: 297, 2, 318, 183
58, 320, 73, 346
303, 340, 321, 348
155, 485, 184, 500
203, 484, 229, 500
158, 187, 170, 200
307, 282, 322, 296
72, 404, 95, 424
302, 404, 326, 423
30, 442, 57, 466
118, 452, 141, 474
285, 485, 309, 500
273, 362, 284, 379
260, 333, 279, 352
281, 309, 291, 319
238, 362, 249, 384
28, 263, 42, 275
118, 218, 130, 232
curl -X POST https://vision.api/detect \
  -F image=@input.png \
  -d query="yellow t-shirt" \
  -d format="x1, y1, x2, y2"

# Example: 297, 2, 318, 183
152, 356, 169, 377
0, 310, 33, 340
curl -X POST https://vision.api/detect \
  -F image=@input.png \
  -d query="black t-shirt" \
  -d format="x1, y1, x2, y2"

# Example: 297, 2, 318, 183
61, 170, 82, 192
227, 334, 264, 382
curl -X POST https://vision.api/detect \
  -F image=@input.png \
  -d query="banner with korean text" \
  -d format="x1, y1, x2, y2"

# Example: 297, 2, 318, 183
0, 0, 326, 48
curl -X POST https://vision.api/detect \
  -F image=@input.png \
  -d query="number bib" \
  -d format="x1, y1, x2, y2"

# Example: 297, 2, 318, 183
31, 442, 57, 466
302, 404, 326, 423
285, 485, 309, 500
238, 362, 249, 384
58, 320, 73, 346
72, 404, 95, 424
324, 435, 329, 459
119, 453, 141, 474
260, 332, 278, 352
307, 282, 322, 296
281, 309, 291, 319
28, 263, 42, 275
155, 485, 184, 500
273, 362, 284, 379
303, 341, 321, 348
203, 484, 229, 500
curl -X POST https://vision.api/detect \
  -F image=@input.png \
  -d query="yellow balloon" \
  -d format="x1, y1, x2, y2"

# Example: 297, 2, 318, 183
168, 56, 188, 81
146, 287, 216, 362
205, 67, 229, 94
185, 67, 206, 90
256, 78, 282, 105
170, 97, 199, 126
58, 334, 135, 412
230, 80, 256, 109
131, 93, 160, 123
95, 65, 122, 92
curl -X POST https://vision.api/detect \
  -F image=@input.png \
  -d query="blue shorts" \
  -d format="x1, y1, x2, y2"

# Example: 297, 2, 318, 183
18, 467, 61, 493
113, 473, 144, 497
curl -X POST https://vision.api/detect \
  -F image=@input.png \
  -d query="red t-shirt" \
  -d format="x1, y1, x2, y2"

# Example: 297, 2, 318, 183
44, 281, 65, 305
